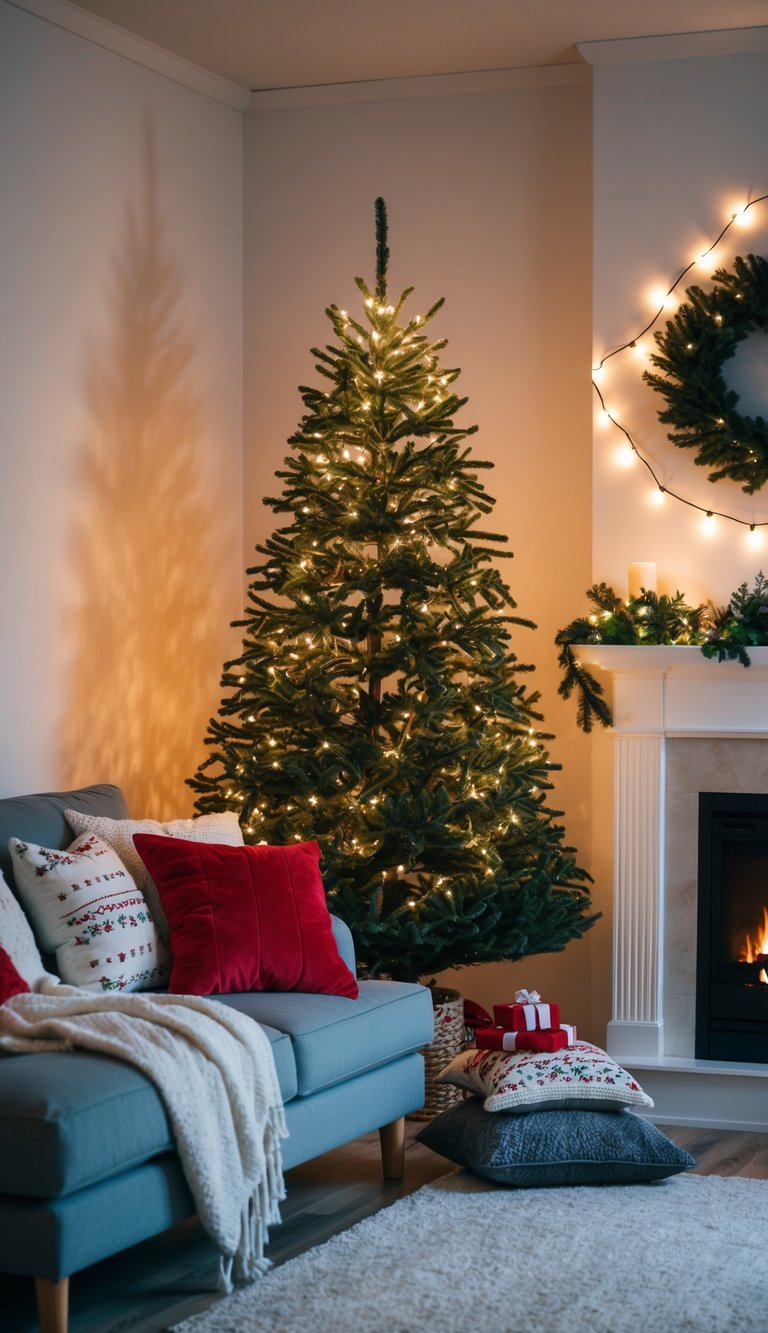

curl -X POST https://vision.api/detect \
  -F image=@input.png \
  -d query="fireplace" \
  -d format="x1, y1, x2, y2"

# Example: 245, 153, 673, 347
696, 792, 768, 1062
571, 642, 768, 1130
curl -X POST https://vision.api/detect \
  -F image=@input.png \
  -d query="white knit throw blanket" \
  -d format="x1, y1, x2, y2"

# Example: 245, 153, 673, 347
0, 978, 287, 1290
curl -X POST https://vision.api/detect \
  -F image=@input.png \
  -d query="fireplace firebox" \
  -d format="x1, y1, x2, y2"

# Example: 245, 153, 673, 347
696, 792, 768, 1062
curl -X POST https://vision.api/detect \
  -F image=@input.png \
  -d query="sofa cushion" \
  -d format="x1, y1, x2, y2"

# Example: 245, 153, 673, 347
214, 980, 434, 1097
0, 1022, 297, 1200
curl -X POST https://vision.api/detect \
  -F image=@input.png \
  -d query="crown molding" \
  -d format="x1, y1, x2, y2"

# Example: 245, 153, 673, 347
247, 61, 590, 112
579, 26, 768, 65
6, 0, 252, 110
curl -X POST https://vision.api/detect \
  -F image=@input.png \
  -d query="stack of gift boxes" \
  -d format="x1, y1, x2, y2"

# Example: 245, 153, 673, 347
472, 988, 576, 1053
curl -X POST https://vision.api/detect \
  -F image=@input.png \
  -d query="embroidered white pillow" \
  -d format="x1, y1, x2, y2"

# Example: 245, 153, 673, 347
438, 1041, 654, 1114
0, 869, 50, 988
65, 809, 244, 940
9, 833, 169, 993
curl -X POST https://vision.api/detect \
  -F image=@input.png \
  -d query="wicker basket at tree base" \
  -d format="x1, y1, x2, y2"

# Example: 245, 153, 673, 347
409, 987, 466, 1120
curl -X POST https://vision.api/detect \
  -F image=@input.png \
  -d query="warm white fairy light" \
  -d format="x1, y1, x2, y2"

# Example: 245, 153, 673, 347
649, 286, 677, 312
615, 442, 637, 468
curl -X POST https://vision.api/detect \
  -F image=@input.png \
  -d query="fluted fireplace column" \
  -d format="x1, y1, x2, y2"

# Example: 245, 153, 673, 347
608, 734, 664, 1057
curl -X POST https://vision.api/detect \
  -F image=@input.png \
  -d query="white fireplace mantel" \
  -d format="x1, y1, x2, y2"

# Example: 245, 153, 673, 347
573, 644, 768, 736
574, 644, 768, 1130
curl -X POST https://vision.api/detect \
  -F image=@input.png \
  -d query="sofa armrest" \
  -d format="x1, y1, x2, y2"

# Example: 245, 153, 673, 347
330, 914, 356, 976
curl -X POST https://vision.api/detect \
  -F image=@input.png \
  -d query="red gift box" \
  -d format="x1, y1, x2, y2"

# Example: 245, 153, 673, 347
494, 993, 560, 1032
476, 1026, 567, 1053
475, 1024, 576, 1053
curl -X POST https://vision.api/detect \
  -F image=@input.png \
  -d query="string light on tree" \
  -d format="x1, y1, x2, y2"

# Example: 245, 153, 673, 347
189, 197, 597, 984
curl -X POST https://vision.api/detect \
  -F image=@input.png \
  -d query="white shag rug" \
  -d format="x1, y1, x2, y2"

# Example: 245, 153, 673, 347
172, 1171, 768, 1332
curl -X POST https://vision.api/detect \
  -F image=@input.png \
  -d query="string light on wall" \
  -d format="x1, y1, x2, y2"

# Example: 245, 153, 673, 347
593, 192, 768, 537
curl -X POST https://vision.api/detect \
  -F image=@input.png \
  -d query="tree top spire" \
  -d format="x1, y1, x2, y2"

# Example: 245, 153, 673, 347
375, 196, 389, 300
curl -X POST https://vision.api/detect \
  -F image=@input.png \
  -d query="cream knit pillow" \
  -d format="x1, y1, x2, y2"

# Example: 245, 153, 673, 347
65, 809, 244, 940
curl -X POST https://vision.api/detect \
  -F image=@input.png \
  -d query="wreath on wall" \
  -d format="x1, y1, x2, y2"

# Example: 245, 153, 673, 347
643, 252, 768, 494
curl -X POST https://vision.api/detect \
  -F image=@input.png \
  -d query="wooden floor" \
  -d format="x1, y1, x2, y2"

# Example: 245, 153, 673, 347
3, 1121, 768, 1333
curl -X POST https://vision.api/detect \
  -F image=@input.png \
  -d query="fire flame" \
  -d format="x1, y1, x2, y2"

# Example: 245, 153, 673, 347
739, 907, 768, 983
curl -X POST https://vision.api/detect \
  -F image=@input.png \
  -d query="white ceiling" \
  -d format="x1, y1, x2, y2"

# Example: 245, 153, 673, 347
65, 0, 768, 91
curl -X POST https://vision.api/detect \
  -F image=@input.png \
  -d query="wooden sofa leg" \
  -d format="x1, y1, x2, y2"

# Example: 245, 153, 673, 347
379, 1115, 405, 1179
35, 1276, 69, 1333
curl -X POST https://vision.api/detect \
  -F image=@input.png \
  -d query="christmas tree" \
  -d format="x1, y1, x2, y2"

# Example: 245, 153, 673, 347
189, 199, 597, 983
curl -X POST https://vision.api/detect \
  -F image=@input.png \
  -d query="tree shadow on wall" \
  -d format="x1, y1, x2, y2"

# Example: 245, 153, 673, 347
59, 122, 234, 818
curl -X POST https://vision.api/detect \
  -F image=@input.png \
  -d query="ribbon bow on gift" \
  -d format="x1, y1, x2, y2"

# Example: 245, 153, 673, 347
514, 988, 541, 1005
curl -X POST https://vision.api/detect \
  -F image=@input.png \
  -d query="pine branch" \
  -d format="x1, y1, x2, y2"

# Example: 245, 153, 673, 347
374, 196, 389, 301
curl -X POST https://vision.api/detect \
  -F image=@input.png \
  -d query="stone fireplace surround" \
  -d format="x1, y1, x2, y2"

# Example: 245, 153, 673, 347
574, 645, 768, 1131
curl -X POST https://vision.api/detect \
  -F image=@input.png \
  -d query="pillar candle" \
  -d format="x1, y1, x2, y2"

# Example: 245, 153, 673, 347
628, 562, 657, 599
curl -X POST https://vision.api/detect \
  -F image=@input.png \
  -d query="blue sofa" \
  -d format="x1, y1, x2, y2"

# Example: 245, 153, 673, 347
0, 784, 434, 1333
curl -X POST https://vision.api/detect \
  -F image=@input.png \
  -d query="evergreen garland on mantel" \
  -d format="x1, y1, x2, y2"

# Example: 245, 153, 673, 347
556, 572, 768, 733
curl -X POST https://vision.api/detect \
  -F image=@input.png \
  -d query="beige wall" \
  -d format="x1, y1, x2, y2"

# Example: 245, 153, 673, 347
0, 1, 244, 816
588, 35, 768, 607
243, 69, 603, 1039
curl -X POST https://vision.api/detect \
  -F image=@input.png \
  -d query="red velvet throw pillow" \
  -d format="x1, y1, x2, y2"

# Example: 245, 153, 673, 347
132, 835, 359, 999
0, 946, 31, 1005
